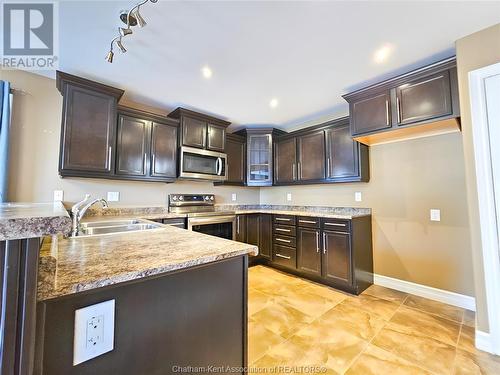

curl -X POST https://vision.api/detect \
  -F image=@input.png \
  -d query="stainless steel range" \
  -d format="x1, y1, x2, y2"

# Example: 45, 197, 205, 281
168, 194, 236, 240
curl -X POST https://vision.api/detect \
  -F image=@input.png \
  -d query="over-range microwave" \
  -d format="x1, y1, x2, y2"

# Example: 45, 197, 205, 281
179, 146, 227, 181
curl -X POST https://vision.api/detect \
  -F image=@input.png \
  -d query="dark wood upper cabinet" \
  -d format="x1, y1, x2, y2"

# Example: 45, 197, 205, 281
343, 57, 460, 146
114, 106, 178, 182
322, 230, 352, 287
220, 133, 246, 185
150, 122, 177, 179
116, 115, 150, 177
207, 124, 226, 152
182, 116, 207, 149
297, 131, 325, 181
57, 71, 124, 177
297, 227, 321, 276
351, 92, 391, 136
274, 138, 297, 184
168, 108, 230, 152
396, 71, 452, 126
326, 122, 359, 180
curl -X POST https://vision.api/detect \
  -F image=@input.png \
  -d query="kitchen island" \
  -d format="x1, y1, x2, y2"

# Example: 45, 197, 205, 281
36, 223, 257, 375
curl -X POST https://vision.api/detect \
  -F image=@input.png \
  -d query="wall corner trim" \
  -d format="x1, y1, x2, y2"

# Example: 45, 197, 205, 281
475, 330, 495, 354
373, 273, 476, 311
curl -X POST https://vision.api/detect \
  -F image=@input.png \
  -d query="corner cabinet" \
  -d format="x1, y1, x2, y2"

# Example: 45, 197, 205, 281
57, 71, 124, 177
273, 118, 369, 185
343, 57, 460, 146
168, 107, 230, 152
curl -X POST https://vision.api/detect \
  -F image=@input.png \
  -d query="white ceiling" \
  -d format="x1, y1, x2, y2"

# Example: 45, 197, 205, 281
52, 1, 500, 130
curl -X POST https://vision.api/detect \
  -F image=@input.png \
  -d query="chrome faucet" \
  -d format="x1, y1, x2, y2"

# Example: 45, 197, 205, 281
71, 197, 108, 237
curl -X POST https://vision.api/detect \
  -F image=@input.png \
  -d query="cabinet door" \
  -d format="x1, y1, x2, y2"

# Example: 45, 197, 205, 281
226, 138, 246, 184
207, 124, 226, 152
259, 214, 272, 260
325, 124, 359, 179
60, 85, 116, 174
150, 122, 177, 179
322, 230, 352, 286
236, 215, 247, 243
182, 116, 207, 148
247, 134, 272, 186
274, 138, 297, 184
297, 131, 325, 181
297, 228, 321, 276
115, 115, 150, 177
351, 92, 391, 135
396, 71, 452, 126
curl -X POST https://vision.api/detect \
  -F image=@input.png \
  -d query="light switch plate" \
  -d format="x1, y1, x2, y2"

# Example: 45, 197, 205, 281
107, 192, 120, 202
430, 209, 441, 222
73, 300, 115, 366
286, 193, 292, 202
53, 190, 64, 202
354, 192, 362, 202
231, 193, 237, 202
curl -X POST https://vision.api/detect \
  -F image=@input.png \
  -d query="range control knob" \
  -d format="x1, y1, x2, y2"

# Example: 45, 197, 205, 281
172, 196, 178, 201
204, 196, 210, 201
178, 196, 184, 201
210, 196, 214, 201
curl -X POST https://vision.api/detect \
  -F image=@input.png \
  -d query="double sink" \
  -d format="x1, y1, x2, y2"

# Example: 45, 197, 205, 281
75, 219, 163, 237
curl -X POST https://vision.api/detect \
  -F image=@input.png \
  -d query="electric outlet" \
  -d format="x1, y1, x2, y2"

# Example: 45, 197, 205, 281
354, 192, 362, 202
286, 193, 292, 202
53, 190, 64, 202
73, 300, 115, 366
107, 192, 120, 202
231, 193, 237, 202
430, 209, 441, 222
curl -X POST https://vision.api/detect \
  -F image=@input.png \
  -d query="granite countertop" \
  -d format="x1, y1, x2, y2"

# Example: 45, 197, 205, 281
0, 202, 72, 241
216, 205, 372, 219
38, 223, 258, 301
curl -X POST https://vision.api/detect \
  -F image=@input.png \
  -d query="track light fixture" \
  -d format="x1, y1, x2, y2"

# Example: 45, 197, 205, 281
106, 0, 158, 63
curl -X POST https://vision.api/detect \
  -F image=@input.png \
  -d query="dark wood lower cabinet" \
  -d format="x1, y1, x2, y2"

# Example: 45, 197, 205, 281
248, 214, 373, 295
259, 214, 272, 260
322, 230, 352, 287
297, 227, 322, 276
236, 215, 247, 243
0, 238, 40, 375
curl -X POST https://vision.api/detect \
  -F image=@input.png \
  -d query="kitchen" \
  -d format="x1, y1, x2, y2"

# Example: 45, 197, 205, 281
1, 1, 500, 374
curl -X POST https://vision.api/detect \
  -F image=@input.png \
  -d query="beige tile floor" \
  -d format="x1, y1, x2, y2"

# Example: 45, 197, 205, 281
248, 265, 500, 375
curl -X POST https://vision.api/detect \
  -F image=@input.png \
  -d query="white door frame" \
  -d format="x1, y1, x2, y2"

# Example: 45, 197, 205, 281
469, 61, 500, 355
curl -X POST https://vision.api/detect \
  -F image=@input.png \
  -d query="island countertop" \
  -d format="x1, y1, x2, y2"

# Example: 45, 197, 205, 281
38, 223, 258, 301
0, 202, 71, 241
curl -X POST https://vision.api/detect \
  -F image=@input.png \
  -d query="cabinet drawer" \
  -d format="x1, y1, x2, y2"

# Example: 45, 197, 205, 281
273, 215, 296, 226
273, 235, 296, 248
297, 217, 320, 229
273, 225, 296, 237
321, 218, 351, 232
273, 245, 297, 269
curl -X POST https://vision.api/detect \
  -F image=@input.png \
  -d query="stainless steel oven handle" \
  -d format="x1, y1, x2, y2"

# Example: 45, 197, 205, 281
188, 215, 236, 226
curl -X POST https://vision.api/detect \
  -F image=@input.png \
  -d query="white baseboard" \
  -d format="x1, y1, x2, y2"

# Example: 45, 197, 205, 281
373, 274, 476, 311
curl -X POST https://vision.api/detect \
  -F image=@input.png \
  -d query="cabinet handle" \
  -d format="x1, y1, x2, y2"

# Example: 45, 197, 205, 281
324, 222, 346, 227
316, 232, 320, 253
275, 228, 291, 233
107, 146, 112, 170
298, 162, 301, 179
322, 232, 327, 254
292, 164, 296, 180
151, 153, 156, 174
275, 218, 291, 222
396, 97, 401, 123
299, 220, 317, 224
144, 153, 147, 174
276, 238, 291, 243
385, 99, 390, 125
275, 253, 291, 260
326, 157, 331, 178
237, 216, 240, 234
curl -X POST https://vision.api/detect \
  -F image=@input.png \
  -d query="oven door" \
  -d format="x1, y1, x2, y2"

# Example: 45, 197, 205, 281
188, 215, 236, 240
179, 146, 227, 181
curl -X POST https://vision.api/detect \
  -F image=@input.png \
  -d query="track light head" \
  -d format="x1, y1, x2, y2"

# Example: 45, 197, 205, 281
119, 27, 133, 37
105, 50, 114, 63
134, 9, 147, 27
120, 10, 137, 27
116, 39, 127, 53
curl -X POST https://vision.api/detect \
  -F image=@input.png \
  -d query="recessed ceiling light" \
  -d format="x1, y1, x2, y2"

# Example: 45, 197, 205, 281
269, 98, 279, 108
201, 66, 213, 79
373, 44, 393, 64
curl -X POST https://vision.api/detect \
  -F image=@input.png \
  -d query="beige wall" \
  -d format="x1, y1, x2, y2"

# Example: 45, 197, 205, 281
456, 23, 500, 333
1, 69, 260, 206
261, 133, 474, 296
